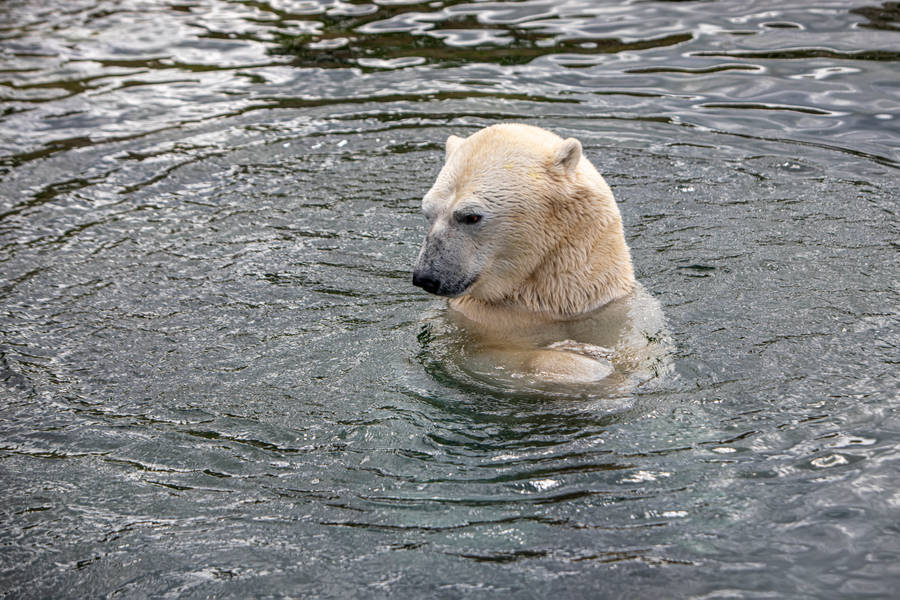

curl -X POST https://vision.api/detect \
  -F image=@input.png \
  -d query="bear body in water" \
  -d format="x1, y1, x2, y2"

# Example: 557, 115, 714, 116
413, 124, 668, 385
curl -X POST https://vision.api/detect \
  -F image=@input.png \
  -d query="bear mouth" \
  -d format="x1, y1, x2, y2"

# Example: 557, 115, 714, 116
441, 275, 478, 298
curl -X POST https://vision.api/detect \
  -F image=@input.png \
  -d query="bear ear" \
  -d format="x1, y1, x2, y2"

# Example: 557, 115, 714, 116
554, 137, 582, 172
445, 135, 465, 160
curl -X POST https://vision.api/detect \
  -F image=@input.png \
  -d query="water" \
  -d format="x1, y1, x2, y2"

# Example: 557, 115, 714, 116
0, 0, 898, 597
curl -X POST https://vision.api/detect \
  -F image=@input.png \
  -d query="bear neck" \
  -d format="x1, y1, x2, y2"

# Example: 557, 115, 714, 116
521, 218, 635, 318
454, 184, 636, 324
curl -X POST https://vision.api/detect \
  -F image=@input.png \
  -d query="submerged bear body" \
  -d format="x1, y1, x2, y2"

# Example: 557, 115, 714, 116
412, 123, 669, 385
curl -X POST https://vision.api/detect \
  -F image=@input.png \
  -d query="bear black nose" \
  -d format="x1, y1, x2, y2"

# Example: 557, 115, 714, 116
412, 271, 441, 294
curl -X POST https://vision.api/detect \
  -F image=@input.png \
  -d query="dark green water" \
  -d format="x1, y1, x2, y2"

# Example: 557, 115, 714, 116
1, 1, 898, 598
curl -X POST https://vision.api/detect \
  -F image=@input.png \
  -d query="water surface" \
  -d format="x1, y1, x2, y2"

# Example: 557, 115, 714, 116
1, 1, 898, 598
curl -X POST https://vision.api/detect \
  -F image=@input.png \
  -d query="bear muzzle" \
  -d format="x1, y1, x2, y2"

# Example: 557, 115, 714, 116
413, 229, 479, 297
412, 271, 442, 294
412, 268, 476, 297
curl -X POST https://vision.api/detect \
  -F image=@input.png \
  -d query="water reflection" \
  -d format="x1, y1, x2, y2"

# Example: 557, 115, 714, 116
273, 1, 694, 69
1, 0, 898, 598
851, 1, 900, 30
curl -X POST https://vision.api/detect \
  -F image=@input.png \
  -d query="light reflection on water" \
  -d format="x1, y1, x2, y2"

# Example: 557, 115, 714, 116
0, 0, 898, 598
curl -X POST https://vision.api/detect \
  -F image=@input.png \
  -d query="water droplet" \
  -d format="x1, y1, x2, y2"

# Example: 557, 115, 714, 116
811, 454, 848, 468
531, 478, 560, 491
662, 510, 688, 518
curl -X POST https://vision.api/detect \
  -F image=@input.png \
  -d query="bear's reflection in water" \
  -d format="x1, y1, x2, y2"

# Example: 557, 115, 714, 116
418, 283, 672, 395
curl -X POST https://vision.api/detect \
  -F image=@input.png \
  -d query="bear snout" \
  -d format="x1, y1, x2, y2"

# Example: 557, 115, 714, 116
412, 266, 476, 297
412, 270, 442, 295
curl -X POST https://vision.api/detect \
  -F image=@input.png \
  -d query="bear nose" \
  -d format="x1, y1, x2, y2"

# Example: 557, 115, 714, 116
412, 271, 441, 294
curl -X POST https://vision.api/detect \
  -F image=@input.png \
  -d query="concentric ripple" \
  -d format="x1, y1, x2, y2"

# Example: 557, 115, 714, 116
1, 1, 898, 598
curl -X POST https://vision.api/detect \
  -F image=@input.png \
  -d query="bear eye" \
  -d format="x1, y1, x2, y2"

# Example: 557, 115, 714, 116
457, 213, 482, 225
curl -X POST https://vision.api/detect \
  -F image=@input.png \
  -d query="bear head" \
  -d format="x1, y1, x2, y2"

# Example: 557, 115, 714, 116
412, 123, 588, 303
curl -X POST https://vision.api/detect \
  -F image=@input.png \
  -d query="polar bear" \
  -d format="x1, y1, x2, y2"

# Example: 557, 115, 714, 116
412, 123, 668, 385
